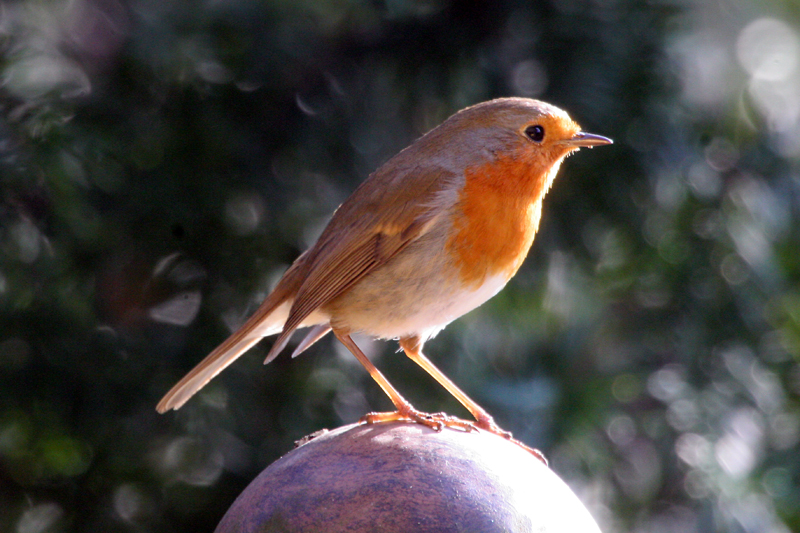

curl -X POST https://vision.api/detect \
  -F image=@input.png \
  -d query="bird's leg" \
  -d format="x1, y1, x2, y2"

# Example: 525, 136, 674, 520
399, 336, 547, 464
398, 337, 504, 433
334, 330, 473, 432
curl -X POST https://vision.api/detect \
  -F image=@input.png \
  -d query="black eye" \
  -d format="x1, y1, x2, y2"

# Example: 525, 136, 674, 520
525, 125, 545, 142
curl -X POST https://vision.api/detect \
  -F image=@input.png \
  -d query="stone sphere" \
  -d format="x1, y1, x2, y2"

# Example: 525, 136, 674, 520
216, 422, 601, 533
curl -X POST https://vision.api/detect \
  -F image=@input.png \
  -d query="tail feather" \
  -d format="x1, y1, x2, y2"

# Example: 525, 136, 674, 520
291, 324, 332, 358
156, 335, 265, 412
156, 299, 289, 413
263, 329, 294, 364
157, 250, 318, 413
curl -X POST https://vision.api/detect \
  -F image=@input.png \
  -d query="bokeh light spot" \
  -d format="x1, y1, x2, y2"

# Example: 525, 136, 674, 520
511, 59, 548, 97
737, 19, 799, 81
16, 503, 63, 533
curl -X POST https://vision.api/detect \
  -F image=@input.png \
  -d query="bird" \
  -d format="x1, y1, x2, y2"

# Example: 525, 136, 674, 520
156, 97, 611, 442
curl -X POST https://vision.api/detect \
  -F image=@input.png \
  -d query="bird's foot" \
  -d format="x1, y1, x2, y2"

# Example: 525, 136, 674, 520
474, 415, 512, 438
359, 409, 547, 464
359, 408, 476, 433
474, 415, 548, 465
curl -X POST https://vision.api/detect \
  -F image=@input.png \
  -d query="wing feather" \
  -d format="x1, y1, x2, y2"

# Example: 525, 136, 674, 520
263, 165, 458, 363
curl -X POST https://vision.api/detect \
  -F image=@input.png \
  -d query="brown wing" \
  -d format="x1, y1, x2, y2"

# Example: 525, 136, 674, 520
263, 163, 458, 363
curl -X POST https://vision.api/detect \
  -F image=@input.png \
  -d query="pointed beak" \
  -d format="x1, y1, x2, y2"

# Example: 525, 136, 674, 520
561, 132, 613, 148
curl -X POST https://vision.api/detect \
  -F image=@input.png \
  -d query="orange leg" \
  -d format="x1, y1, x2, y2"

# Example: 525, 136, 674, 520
398, 337, 505, 433
333, 330, 473, 432
399, 336, 547, 464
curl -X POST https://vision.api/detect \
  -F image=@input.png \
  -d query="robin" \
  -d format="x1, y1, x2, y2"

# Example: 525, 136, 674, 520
156, 97, 611, 444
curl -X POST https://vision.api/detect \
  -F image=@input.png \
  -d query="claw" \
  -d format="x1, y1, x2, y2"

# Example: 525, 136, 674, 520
472, 416, 547, 465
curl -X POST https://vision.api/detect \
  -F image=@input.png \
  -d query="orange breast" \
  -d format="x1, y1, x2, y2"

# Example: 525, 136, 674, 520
446, 153, 552, 288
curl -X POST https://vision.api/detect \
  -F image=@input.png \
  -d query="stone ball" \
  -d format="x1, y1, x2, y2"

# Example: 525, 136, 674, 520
216, 421, 601, 533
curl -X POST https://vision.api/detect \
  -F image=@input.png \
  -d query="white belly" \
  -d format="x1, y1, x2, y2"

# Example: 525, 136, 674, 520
325, 235, 510, 343
378, 273, 508, 341
304, 215, 513, 344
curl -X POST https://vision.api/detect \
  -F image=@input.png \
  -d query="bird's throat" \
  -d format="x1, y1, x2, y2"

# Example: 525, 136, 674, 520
446, 154, 552, 288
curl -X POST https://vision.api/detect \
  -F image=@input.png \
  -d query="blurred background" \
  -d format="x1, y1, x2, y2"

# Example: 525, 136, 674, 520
2, 0, 799, 531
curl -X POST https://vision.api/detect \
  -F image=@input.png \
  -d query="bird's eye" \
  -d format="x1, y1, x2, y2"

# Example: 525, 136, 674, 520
525, 125, 545, 142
